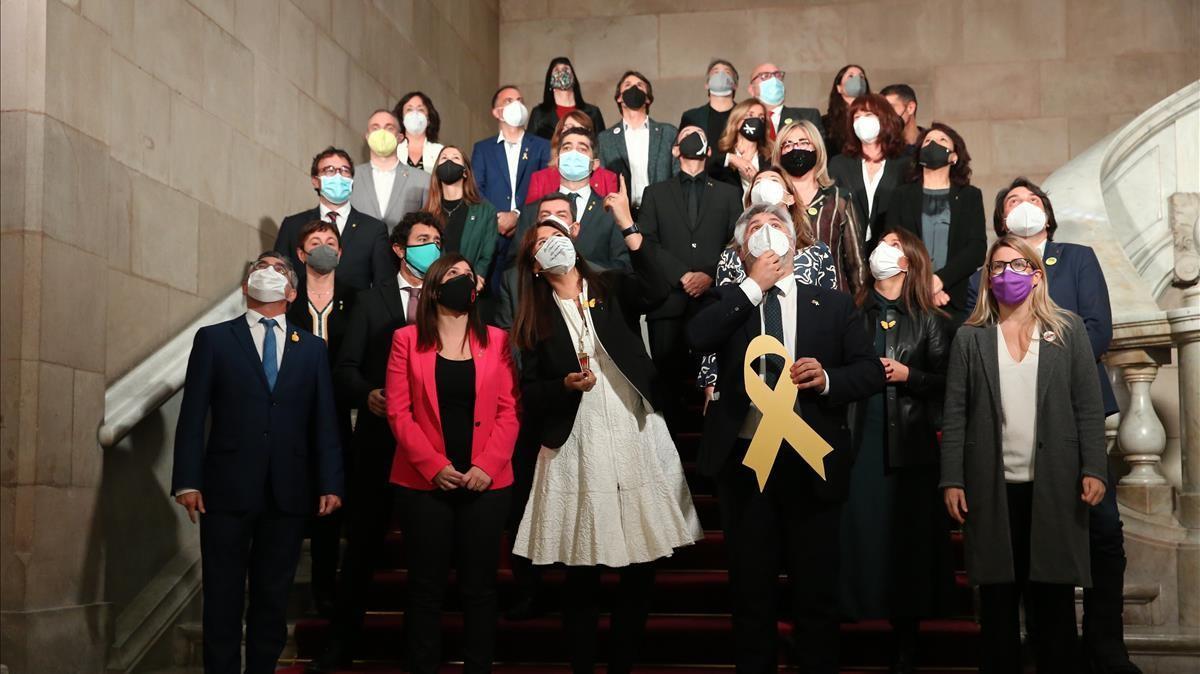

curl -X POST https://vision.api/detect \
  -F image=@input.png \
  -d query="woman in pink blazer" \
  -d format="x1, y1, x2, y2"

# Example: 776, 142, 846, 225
525, 109, 621, 205
385, 252, 519, 674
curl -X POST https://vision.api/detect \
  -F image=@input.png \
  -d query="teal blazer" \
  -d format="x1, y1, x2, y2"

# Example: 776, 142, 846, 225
454, 201, 499, 278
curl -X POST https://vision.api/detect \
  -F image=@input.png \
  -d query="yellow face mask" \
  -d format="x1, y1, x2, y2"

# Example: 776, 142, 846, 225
367, 128, 398, 157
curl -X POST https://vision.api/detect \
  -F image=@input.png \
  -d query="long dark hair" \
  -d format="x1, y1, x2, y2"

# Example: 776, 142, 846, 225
842, 94, 906, 160
414, 253, 488, 352
823, 64, 870, 149
423, 146, 483, 225
512, 224, 608, 352
538, 57, 589, 112
907, 122, 973, 186
393, 91, 441, 143
855, 227, 947, 318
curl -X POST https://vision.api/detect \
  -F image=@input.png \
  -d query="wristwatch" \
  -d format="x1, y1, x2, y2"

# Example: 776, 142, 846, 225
621, 223, 641, 237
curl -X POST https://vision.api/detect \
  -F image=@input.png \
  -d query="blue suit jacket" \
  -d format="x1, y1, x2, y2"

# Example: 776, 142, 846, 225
470, 132, 551, 214
171, 315, 345, 514
965, 241, 1118, 415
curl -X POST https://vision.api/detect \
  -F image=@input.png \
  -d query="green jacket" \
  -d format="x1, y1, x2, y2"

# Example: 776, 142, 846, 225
454, 201, 499, 278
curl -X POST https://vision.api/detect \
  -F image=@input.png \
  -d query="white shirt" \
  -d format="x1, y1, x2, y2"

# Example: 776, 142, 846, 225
769, 105, 783, 132
562, 184, 592, 217
622, 120, 651, 206
245, 309, 287, 370
1035, 239, 1047, 259
861, 158, 887, 238
397, 271, 420, 317
997, 325, 1040, 482
498, 132, 524, 211
318, 201, 352, 234
369, 161, 397, 217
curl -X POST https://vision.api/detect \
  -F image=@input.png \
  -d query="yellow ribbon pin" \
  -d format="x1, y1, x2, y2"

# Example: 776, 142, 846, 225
1045, 256, 1058, 266
742, 335, 834, 491
880, 319, 896, 330
290, 331, 299, 342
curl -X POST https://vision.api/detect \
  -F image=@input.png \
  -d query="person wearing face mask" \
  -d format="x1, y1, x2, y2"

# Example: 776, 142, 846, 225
879, 84, 924, 154
964, 178, 1134, 674
680, 58, 740, 147
172, 252, 343, 674
597, 70, 679, 216
822, 64, 871, 157
384, 253, 518, 674
526, 111, 621, 205
745, 62, 823, 142
527, 57, 606, 141
688, 203, 883, 674
711, 98, 773, 198
472, 85, 551, 291
511, 187, 703, 674
285, 220, 358, 619
393, 91, 445, 172
773, 120, 866, 294
277, 147, 392, 291
841, 228, 955, 673
349, 109, 431, 228
637, 126, 743, 431
884, 122, 986, 321
828, 94, 913, 250
942, 236, 1108, 674
422, 146, 498, 293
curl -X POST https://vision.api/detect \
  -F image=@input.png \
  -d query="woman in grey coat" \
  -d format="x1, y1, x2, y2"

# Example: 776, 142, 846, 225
940, 235, 1107, 674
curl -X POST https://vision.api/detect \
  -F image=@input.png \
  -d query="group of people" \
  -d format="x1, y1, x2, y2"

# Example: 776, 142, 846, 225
170, 57, 1137, 674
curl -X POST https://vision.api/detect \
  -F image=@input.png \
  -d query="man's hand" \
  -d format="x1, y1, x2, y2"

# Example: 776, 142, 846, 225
367, 388, 388, 417
603, 175, 635, 231
1082, 476, 1106, 506
682, 271, 713, 297
497, 211, 519, 236
462, 466, 493, 492
318, 494, 342, 516
748, 250, 787, 292
433, 465, 465, 491
175, 491, 206, 524
881, 357, 910, 383
564, 371, 596, 392
944, 487, 968, 524
790, 357, 827, 391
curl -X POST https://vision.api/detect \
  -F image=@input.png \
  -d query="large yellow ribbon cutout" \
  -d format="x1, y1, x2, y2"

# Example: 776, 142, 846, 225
742, 334, 834, 491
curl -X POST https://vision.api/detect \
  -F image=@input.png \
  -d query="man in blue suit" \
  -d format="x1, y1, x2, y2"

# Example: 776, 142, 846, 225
471, 84, 550, 288
966, 178, 1139, 674
172, 252, 344, 674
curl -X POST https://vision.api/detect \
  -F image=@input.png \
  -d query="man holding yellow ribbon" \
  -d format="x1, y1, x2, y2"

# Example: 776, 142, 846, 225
688, 203, 883, 674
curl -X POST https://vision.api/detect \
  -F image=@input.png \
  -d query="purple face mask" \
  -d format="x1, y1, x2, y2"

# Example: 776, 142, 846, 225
990, 268, 1035, 306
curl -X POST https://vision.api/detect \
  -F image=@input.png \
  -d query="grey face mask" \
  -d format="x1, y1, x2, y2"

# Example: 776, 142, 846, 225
707, 71, 735, 96
306, 244, 340, 273
843, 74, 867, 98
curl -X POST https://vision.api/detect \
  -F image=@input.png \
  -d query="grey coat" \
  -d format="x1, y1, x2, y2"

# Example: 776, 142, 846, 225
596, 118, 680, 202
939, 313, 1107, 587
349, 161, 430, 228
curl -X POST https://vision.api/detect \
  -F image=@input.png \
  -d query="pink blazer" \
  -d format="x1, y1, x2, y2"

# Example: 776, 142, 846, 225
385, 325, 520, 490
525, 166, 621, 205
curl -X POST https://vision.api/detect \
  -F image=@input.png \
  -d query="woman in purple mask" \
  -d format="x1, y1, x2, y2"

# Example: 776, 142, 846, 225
940, 236, 1107, 674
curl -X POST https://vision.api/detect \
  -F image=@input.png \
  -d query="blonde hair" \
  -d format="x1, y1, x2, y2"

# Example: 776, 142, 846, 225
966, 236, 1072, 345
772, 119, 834, 189
717, 98, 770, 155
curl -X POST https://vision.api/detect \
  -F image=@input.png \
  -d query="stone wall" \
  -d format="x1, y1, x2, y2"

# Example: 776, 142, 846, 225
0, 0, 498, 670
499, 0, 1200, 206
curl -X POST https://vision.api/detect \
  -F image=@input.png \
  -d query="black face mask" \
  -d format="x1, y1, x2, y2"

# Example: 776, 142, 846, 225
678, 132, 707, 159
780, 148, 818, 177
436, 274, 476, 312
919, 142, 952, 169
620, 86, 647, 110
739, 117, 767, 142
435, 160, 465, 185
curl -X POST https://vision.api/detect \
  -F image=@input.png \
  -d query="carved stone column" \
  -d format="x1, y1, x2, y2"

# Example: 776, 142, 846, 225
1106, 348, 1173, 514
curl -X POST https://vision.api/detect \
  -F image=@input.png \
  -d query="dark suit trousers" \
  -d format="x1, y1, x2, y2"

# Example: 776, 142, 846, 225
648, 294, 704, 430
564, 563, 656, 674
506, 421, 544, 599
200, 505, 307, 674
716, 443, 843, 674
399, 486, 511, 674
1083, 467, 1131, 664
978, 482, 1079, 674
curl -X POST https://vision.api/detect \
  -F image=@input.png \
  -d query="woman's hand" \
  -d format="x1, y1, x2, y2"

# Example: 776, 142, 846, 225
564, 371, 596, 392
880, 357, 910, 383
944, 487, 968, 524
1081, 476, 1106, 506
933, 290, 950, 307
931, 274, 944, 295
463, 466, 493, 492
475, 274, 486, 292
433, 465, 464, 491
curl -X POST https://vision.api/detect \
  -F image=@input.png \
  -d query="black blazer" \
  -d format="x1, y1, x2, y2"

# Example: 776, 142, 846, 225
775, 106, 823, 136
639, 173, 742, 319
687, 283, 884, 501
288, 278, 358, 444
520, 245, 671, 449
827, 153, 914, 248
707, 148, 772, 201
171, 316, 345, 514
274, 207, 392, 291
679, 103, 732, 149
885, 182, 987, 315
332, 276, 408, 456
528, 101, 606, 141
507, 191, 630, 271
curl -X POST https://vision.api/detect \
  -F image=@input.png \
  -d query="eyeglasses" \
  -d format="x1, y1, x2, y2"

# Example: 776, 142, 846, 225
251, 260, 290, 275
317, 166, 353, 178
781, 139, 815, 152
988, 258, 1033, 276
751, 71, 785, 84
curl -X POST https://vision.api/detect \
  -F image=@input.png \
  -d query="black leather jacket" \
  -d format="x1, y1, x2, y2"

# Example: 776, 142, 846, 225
851, 295, 951, 467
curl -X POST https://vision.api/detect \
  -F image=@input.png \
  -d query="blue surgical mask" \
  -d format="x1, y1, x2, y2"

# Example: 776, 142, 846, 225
319, 175, 353, 204
405, 242, 441, 277
758, 77, 785, 106
557, 150, 592, 182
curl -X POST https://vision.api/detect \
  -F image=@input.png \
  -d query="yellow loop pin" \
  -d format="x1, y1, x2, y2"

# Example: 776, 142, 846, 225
742, 334, 834, 491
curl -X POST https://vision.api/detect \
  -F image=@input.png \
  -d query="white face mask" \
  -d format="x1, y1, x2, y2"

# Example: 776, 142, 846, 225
246, 267, 290, 302
749, 180, 787, 206
402, 110, 428, 135
869, 242, 906, 280
534, 235, 577, 275
747, 223, 791, 259
501, 101, 528, 128
853, 114, 881, 143
1004, 201, 1048, 238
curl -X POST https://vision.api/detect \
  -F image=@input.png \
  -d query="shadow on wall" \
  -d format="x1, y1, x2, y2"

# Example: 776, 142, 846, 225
259, 217, 280, 255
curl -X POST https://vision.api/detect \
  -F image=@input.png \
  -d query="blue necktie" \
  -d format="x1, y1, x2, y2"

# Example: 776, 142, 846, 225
762, 287, 785, 387
260, 317, 279, 390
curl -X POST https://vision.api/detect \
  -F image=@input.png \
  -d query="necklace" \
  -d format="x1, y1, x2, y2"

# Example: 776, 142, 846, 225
443, 200, 464, 216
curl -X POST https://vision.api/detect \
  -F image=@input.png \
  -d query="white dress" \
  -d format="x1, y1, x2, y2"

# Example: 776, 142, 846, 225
512, 284, 704, 567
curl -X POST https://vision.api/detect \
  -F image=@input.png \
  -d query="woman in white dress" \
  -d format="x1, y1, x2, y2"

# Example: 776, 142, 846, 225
510, 185, 703, 674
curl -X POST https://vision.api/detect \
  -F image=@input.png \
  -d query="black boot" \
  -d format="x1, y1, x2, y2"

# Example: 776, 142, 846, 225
889, 617, 919, 674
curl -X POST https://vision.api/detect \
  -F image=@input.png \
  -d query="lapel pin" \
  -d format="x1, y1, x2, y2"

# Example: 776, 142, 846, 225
811, 299, 820, 306
584, 298, 597, 308
290, 331, 300, 343
1045, 256, 1058, 266
521, 150, 528, 161
807, 207, 818, 216
784, 118, 793, 125
1043, 331, 1056, 343
881, 319, 896, 330
613, 127, 621, 135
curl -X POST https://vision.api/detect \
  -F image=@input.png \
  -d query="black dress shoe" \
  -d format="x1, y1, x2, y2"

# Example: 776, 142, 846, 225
503, 595, 545, 621
306, 638, 351, 673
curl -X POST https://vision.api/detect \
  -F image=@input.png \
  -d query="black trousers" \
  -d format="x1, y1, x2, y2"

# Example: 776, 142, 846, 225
564, 563, 656, 674
400, 486, 512, 674
507, 424, 544, 602
311, 417, 354, 610
1083, 468, 1132, 665
979, 482, 1079, 674
648, 302, 703, 431
200, 506, 307, 674
716, 447, 843, 674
